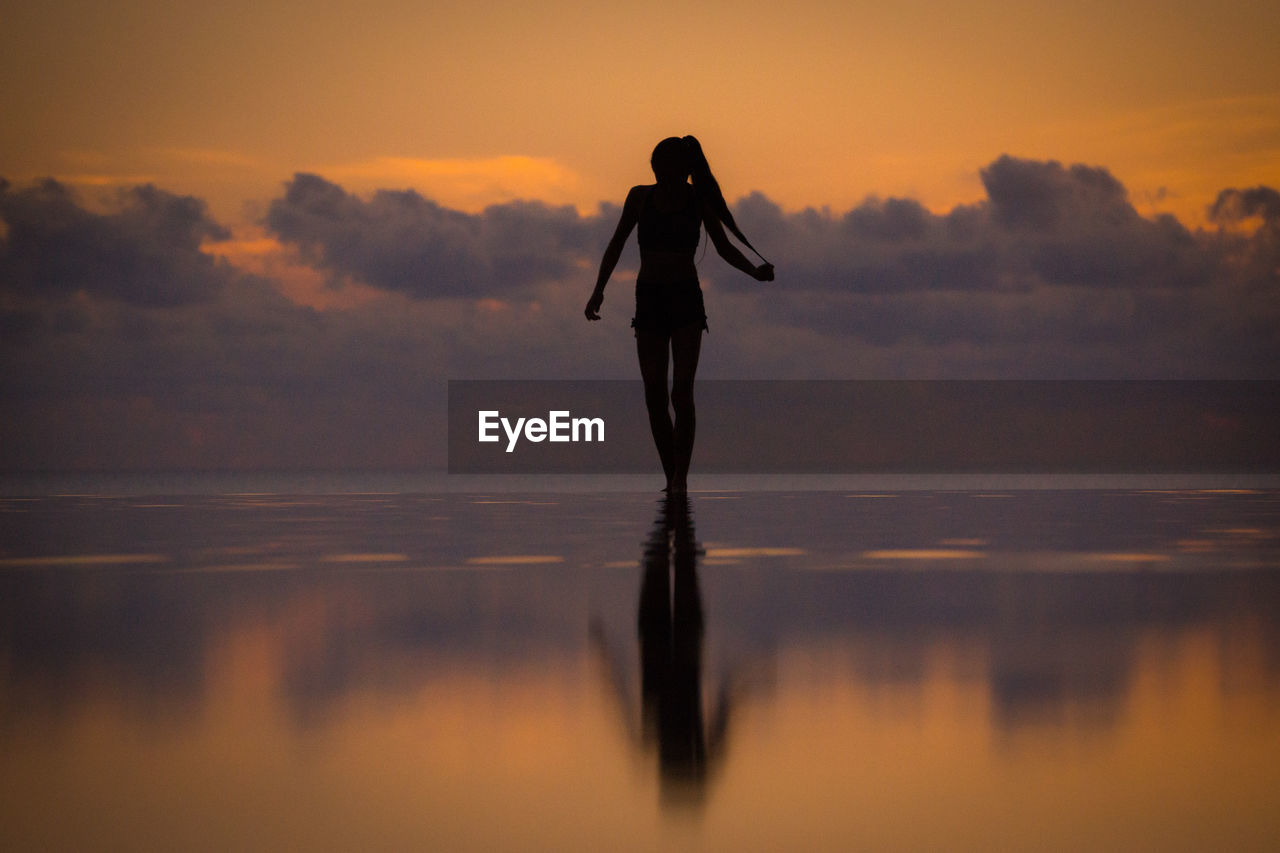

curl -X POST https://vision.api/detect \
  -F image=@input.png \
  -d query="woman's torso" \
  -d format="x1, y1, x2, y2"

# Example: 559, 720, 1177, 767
637, 184, 701, 283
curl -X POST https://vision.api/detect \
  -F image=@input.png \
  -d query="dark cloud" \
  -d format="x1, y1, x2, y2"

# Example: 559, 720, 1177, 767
0, 178, 233, 306
843, 197, 931, 241
1206, 186, 1280, 292
1209, 186, 1280, 225
732, 156, 1216, 296
3, 158, 1279, 471
980, 156, 1211, 290
981, 156, 1131, 231
263, 159, 1251, 307
727, 192, 1003, 295
265, 173, 610, 297
714, 157, 1278, 374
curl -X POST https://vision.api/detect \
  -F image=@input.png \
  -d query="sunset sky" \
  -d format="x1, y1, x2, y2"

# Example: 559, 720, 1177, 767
3, 0, 1278, 471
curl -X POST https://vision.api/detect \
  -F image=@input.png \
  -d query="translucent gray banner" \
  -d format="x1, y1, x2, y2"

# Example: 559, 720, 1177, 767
447, 380, 1280, 474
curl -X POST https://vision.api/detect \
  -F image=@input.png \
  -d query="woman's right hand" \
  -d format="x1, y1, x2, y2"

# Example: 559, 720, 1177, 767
754, 263, 775, 282
584, 289, 604, 320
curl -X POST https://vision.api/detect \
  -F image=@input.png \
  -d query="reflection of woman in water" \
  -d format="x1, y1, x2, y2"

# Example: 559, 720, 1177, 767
590, 496, 733, 811
585, 136, 774, 493
637, 495, 726, 805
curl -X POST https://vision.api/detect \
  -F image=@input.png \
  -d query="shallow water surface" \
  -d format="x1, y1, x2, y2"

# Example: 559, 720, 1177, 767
2, 490, 1279, 850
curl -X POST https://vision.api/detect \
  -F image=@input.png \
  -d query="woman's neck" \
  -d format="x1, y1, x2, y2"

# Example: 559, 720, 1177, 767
652, 180, 691, 208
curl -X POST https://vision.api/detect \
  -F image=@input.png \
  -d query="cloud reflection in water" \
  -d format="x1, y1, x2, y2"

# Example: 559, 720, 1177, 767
1, 490, 1279, 848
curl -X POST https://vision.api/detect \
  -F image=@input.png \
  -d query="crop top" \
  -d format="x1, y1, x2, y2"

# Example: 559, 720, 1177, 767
636, 185, 702, 253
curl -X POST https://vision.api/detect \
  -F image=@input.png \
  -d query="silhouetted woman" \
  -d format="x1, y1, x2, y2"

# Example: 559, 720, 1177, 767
585, 136, 773, 493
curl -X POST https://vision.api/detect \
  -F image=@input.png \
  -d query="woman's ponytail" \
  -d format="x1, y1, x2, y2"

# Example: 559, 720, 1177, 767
682, 135, 769, 265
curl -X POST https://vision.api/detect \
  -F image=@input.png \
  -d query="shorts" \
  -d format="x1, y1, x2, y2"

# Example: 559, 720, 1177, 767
630, 277, 708, 336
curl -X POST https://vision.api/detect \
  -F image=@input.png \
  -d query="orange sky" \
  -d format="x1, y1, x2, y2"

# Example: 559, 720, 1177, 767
4, 0, 1278, 225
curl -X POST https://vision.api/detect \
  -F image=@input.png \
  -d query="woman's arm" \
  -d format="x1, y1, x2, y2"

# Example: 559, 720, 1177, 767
585, 187, 644, 321
704, 204, 774, 281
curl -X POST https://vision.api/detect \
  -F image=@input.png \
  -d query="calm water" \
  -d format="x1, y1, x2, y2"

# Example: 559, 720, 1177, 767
2, 489, 1279, 850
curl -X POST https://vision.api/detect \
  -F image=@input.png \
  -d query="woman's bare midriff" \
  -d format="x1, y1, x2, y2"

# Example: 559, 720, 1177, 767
637, 249, 698, 283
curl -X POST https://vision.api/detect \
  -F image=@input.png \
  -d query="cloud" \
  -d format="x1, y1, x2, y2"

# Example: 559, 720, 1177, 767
1208, 186, 1280, 225
981, 156, 1131, 231
716, 157, 1278, 375
725, 193, 1004, 296
0, 178, 233, 306
3, 157, 1279, 471
264, 157, 1263, 308
731, 156, 1217, 296
980, 156, 1211, 290
1203, 185, 1280, 295
264, 173, 610, 298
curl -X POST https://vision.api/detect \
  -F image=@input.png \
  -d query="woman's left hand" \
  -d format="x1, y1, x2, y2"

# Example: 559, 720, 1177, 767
754, 263, 775, 282
585, 290, 604, 320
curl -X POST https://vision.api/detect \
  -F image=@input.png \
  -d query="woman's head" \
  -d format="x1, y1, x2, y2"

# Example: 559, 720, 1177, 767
650, 137, 692, 184
649, 134, 769, 264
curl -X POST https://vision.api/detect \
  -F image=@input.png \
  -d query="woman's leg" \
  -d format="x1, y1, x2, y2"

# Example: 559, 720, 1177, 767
669, 324, 703, 492
636, 329, 675, 489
